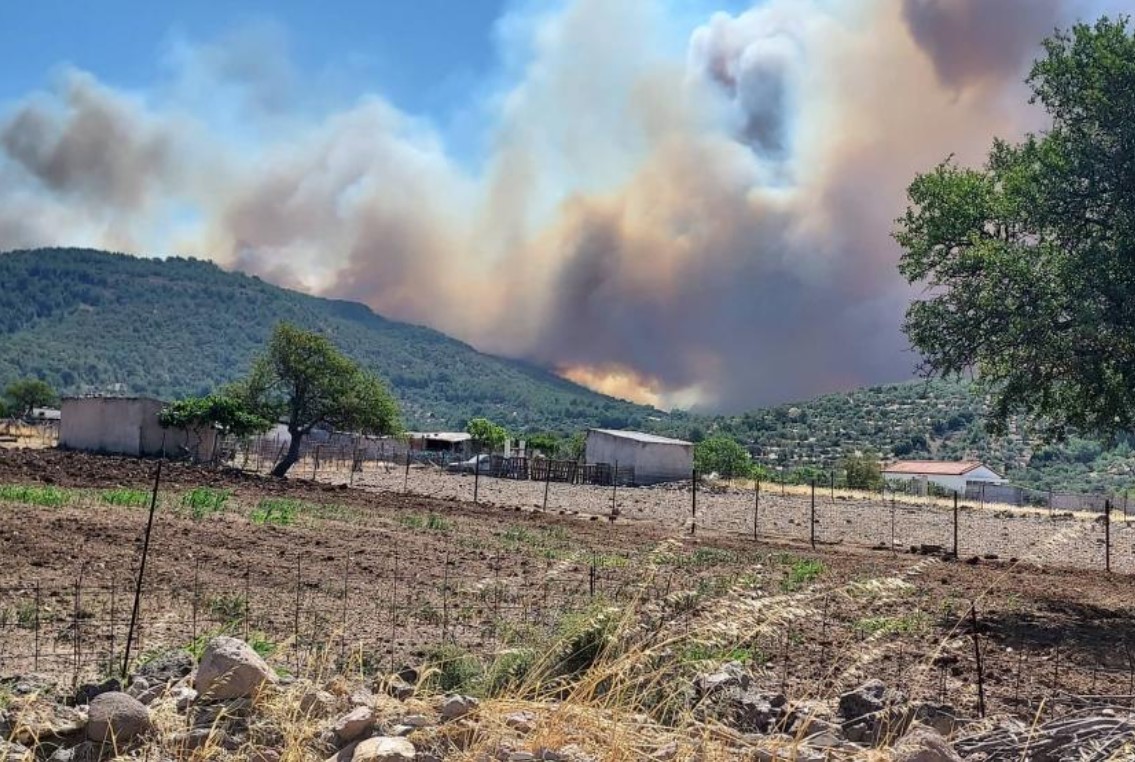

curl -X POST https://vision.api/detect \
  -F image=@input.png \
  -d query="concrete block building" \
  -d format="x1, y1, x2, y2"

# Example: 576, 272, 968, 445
60, 397, 216, 460
584, 428, 693, 485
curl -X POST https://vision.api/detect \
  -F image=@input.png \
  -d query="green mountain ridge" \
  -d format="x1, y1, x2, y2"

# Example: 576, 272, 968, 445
2, 247, 1129, 494
0, 248, 661, 432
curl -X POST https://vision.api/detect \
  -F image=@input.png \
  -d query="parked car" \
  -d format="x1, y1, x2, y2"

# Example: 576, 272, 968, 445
447, 454, 492, 474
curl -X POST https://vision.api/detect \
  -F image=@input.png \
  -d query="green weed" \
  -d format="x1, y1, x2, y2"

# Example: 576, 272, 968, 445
399, 513, 452, 532
207, 592, 248, 623
251, 498, 303, 526
181, 487, 231, 519
99, 488, 151, 507
0, 484, 70, 507
780, 557, 824, 591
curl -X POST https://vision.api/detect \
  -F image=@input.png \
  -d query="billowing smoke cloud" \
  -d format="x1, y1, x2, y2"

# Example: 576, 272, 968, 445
0, 0, 1104, 410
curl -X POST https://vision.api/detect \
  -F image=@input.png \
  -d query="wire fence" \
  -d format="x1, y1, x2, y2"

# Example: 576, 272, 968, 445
3, 558, 1132, 722
208, 439, 1135, 576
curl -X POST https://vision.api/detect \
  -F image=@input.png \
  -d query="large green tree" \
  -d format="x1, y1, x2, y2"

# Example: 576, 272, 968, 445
5, 378, 56, 418
896, 17, 1135, 440
158, 394, 273, 439
238, 323, 401, 477
465, 417, 508, 452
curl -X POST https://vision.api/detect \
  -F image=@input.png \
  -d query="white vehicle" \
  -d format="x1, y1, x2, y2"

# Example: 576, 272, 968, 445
447, 454, 493, 474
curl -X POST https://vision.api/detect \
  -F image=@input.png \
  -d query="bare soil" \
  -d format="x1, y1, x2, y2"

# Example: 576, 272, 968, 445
1, 448, 1133, 722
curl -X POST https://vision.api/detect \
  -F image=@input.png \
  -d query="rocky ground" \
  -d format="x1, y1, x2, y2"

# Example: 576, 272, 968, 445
4, 634, 1134, 761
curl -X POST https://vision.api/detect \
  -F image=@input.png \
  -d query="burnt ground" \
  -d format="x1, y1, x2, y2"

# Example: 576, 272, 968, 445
0, 448, 1134, 721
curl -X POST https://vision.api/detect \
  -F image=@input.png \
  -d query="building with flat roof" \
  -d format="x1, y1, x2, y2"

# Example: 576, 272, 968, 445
60, 397, 216, 460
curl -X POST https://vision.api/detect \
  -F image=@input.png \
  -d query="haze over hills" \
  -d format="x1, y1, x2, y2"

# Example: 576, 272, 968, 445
0, 248, 660, 432
2, 247, 1131, 494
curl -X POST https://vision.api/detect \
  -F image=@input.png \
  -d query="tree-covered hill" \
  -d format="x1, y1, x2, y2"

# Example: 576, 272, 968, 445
662, 380, 1135, 495
0, 248, 660, 432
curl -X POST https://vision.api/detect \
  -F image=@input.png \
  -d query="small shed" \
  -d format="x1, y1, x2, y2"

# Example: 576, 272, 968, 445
584, 429, 693, 485
882, 460, 1005, 495
407, 432, 472, 455
60, 397, 216, 460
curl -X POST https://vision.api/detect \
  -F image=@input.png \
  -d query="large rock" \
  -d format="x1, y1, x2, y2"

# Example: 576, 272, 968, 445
194, 636, 277, 700
350, 736, 415, 762
86, 692, 151, 745
331, 705, 375, 743
891, 726, 962, 762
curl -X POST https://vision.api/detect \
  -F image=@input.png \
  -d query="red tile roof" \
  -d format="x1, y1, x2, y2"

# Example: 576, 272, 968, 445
883, 460, 984, 476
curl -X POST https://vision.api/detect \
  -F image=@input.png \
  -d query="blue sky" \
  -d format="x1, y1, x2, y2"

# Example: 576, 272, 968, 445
0, 0, 515, 119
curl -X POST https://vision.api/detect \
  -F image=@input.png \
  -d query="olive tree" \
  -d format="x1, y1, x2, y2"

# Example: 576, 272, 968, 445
896, 17, 1135, 440
237, 323, 401, 477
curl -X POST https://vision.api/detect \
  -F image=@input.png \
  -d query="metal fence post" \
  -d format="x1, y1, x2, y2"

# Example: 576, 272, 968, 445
473, 459, 480, 504
1105, 499, 1112, 572
543, 461, 551, 511
753, 479, 760, 541
810, 479, 816, 549
611, 461, 619, 517
122, 460, 161, 679
953, 491, 959, 558
692, 469, 699, 534
403, 451, 411, 494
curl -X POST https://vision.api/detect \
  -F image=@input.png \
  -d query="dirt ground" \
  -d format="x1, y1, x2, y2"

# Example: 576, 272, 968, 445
1, 448, 1134, 722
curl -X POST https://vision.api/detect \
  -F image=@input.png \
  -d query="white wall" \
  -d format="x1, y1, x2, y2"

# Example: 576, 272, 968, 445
61, 398, 216, 460
585, 431, 693, 485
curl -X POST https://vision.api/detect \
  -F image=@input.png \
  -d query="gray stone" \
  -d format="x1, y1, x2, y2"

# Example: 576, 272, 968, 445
135, 649, 195, 685
351, 736, 416, 762
332, 705, 375, 743
400, 714, 433, 728
349, 688, 376, 707
86, 692, 151, 745
384, 675, 415, 701
694, 661, 751, 696
505, 711, 537, 733
171, 685, 198, 712
194, 636, 277, 700
171, 728, 241, 751
125, 677, 151, 699
136, 684, 166, 705
300, 689, 338, 718
2, 741, 30, 762
74, 679, 121, 705
440, 694, 479, 721
892, 726, 962, 762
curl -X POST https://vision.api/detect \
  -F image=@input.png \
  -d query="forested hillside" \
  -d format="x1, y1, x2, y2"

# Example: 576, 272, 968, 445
662, 381, 1135, 495
0, 248, 659, 431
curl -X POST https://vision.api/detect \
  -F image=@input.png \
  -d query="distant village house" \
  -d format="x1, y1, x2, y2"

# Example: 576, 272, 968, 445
882, 460, 1005, 495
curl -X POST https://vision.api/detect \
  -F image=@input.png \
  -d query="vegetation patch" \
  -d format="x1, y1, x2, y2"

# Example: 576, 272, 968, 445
398, 513, 453, 532
250, 497, 304, 526
181, 487, 232, 519
99, 488, 150, 507
0, 484, 70, 507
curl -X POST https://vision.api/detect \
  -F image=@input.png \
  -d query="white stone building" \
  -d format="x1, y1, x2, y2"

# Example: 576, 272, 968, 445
584, 429, 693, 485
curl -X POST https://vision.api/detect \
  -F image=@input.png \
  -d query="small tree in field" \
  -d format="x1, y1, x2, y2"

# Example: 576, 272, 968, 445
694, 435, 752, 479
237, 323, 401, 477
465, 417, 508, 453
840, 453, 883, 490
5, 379, 56, 418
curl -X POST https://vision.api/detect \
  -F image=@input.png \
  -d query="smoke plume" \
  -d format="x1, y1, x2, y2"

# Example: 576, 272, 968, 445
0, 0, 1111, 410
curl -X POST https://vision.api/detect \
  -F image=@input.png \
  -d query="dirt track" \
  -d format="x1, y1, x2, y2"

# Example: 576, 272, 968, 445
1, 448, 1134, 719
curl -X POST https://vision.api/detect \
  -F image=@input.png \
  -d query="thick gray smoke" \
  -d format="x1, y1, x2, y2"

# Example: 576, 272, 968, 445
0, 0, 1108, 410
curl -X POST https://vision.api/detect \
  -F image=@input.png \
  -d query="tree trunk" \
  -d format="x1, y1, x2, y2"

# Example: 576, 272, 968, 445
272, 430, 304, 477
